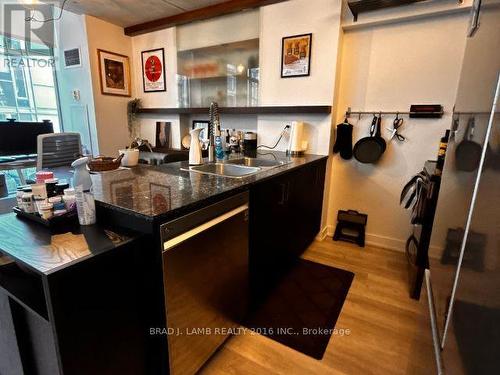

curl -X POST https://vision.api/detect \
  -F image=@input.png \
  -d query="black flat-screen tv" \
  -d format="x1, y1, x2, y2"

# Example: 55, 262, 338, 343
0, 120, 54, 156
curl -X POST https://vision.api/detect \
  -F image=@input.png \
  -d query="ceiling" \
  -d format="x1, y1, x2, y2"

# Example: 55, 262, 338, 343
58, 0, 230, 28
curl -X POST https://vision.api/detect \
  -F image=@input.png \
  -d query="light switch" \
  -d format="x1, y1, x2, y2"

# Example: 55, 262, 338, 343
72, 89, 81, 102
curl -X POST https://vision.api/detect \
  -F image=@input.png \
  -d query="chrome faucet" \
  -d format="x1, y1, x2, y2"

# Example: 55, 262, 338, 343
208, 102, 220, 162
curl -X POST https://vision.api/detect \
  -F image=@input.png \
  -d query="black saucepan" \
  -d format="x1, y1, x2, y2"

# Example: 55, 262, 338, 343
353, 115, 386, 164
455, 117, 482, 172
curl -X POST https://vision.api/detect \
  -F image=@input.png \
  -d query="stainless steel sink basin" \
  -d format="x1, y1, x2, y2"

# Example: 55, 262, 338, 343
225, 157, 288, 168
185, 163, 261, 178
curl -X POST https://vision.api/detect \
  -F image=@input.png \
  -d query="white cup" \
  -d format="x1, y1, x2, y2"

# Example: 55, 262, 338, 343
119, 149, 140, 167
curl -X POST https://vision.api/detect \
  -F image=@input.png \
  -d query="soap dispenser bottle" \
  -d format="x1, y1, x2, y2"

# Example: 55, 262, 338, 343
189, 128, 203, 165
71, 157, 96, 225
71, 156, 92, 191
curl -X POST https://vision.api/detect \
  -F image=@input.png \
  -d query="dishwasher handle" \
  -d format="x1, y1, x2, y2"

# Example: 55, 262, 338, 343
163, 204, 248, 252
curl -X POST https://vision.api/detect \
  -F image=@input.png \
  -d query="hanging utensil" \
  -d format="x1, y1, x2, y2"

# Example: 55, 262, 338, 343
333, 116, 353, 160
353, 114, 386, 164
386, 113, 406, 142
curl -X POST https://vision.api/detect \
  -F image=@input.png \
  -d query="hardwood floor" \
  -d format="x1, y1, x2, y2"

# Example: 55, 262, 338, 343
201, 240, 435, 375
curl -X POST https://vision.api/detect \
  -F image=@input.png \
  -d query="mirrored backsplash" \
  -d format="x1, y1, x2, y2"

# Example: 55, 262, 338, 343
176, 38, 259, 108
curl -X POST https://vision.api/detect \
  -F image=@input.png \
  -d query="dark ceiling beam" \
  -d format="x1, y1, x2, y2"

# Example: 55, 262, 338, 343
124, 0, 289, 36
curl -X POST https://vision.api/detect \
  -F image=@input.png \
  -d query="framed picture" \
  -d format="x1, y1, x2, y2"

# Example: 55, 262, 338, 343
97, 49, 131, 96
281, 33, 312, 78
155, 121, 171, 149
192, 120, 210, 142
150, 183, 171, 215
141, 48, 166, 93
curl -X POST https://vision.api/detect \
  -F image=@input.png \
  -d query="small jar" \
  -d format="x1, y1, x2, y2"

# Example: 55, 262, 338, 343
53, 209, 67, 216
45, 178, 58, 198
63, 187, 75, 196
48, 196, 62, 204
35, 171, 54, 184
16, 186, 26, 207
21, 193, 35, 213
33, 196, 47, 213
53, 201, 66, 211
32, 183, 48, 200
39, 203, 54, 220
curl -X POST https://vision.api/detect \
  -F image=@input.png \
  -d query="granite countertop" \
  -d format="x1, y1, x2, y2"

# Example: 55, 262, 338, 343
91, 151, 327, 222
0, 214, 137, 275
0, 152, 325, 274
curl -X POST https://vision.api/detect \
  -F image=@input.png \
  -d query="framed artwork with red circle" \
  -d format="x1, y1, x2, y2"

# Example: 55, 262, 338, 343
141, 48, 166, 93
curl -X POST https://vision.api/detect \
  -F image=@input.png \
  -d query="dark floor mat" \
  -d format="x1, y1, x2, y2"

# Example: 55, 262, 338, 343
453, 300, 500, 374
245, 259, 354, 359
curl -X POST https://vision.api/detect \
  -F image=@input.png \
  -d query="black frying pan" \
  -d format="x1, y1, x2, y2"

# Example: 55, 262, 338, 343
455, 117, 482, 172
353, 115, 386, 163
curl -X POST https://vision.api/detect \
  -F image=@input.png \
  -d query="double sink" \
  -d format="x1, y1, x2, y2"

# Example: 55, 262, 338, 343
183, 157, 290, 178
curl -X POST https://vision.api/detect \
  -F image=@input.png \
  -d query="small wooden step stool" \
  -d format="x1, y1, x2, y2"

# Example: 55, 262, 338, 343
333, 210, 367, 247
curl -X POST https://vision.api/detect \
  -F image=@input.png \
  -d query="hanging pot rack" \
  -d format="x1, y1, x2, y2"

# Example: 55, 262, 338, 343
345, 106, 445, 119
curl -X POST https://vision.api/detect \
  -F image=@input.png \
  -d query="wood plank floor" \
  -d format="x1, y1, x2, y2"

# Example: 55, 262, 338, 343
201, 240, 435, 375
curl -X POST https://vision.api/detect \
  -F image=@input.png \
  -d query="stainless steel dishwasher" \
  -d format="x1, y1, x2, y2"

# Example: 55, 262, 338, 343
160, 192, 249, 375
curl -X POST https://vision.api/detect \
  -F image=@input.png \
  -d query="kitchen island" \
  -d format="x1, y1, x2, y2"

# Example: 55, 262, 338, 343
0, 151, 327, 375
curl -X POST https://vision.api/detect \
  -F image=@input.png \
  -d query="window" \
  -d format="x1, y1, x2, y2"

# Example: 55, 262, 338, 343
0, 35, 61, 195
0, 35, 61, 130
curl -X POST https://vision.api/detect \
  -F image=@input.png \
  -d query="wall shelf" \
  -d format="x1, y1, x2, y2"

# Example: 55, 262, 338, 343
348, 0, 428, 21
136, 106, 332, 116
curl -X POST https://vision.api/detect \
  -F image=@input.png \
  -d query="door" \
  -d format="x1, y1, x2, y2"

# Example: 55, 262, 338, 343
427, 0, 500, 345
249, 172, 292, 284
426, 1, 500, 372
287, 160, 327, 258
441, 85, 499, 375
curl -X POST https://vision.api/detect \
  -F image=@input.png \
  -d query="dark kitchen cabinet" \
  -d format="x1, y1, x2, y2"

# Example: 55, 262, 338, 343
249, 172, 291, 283
249, 159, 327, 297
288, 160, 327, 258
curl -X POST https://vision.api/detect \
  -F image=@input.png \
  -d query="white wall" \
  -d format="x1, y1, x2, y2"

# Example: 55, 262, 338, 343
131, 28, 178, 108
130, 27, 181, 148
85, 15, 133, 156
256, 0, 342, 156
259, 0, 339, 106
54, 10, 98, 154
177, 10, 259, 52
130, 0, 342, 156
327, 11, 469, 250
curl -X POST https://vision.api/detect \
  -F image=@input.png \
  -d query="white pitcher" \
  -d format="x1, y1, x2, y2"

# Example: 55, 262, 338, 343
189, 128, 203, 165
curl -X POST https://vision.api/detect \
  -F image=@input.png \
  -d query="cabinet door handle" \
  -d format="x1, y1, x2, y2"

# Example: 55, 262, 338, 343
278, 183, 287, 205
315, 166, 322, 187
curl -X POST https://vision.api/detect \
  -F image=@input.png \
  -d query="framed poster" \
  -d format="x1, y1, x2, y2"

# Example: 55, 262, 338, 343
281, 33, 312, 78
155, 121, 171, 149
97, 49, 131, 96
142, 48, 166, 93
